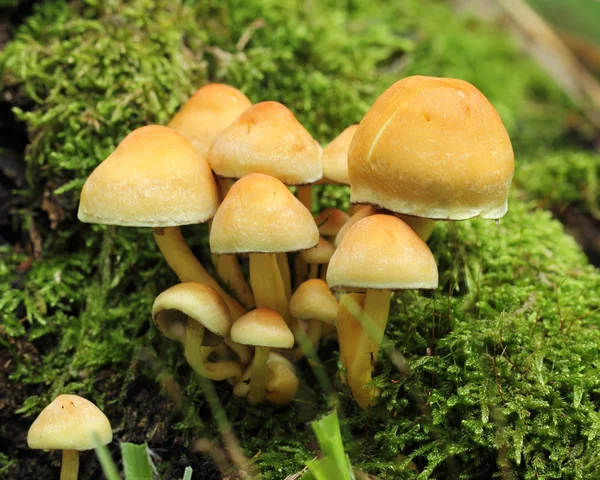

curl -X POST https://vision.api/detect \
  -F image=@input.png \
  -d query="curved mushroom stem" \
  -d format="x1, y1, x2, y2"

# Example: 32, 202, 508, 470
397, 215, 436, 241
348, 289, 391, 408
223, 337, 252, 365
152, 227, 245, 320
248, 346, 270, 404
215, 254, 255, 309
249, 254, 297, 332
276, 253, 292, 300
185, 319, 243, 381
296, 185, 312, 211
60, 449, 79, 480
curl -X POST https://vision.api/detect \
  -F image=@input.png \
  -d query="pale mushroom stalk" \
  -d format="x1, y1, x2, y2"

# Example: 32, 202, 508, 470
397, 215, 436, 241
248, 346, 270, 404
215, 254, 255, 308
185, 319, 243, 381
277, 253, 292, 299
61, 450, 79, 480
347, 289, 391, 407
153, 226, 245, 320
249, 254, 296, 331
296, 185, 313, 211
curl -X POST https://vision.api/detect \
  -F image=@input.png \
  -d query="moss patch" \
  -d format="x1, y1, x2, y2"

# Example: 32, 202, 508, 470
1, 0, 600, 479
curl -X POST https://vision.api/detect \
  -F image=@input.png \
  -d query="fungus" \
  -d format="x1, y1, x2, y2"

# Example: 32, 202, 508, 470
27, 394, 112, 480
231, 309, 294, 404
348, 75, 514, 239
77, 125, 246, 321
321, 124, 357, 186
210, 173, 319, 332
327, 214, 438, 407
152, 283, 246, 380
300, 237, 335, 279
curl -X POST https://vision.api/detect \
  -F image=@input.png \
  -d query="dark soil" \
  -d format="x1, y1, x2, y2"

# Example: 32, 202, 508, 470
554, 206, 600, 267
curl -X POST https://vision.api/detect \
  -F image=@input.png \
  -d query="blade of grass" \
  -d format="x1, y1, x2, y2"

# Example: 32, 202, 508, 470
121, 442, 153, 479
93, 432, 121, 480
182, 466, 193, 480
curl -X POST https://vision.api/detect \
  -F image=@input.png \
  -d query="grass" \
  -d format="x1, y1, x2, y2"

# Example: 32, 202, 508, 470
1, 0, 600, 478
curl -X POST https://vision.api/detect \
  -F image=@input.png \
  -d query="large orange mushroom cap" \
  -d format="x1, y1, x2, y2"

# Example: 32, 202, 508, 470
349, 76, 514, 220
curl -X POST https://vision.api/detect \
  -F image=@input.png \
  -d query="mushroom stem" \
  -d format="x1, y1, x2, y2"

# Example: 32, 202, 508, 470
296, 185, 312, 211
276, 253, 292, 300
348, 289, 391, 408
308, 263, 319, 279
293, 255, 309, 289
248, 346, 270, 404
185, 319, 243, 381
60, 449, 79, 480
218, 178, 232, 197
215, 254, 255, 308
337, 294, 366, 375
249, 254, 296, 331
398, 215, 436, 241
152, 227, 245, 320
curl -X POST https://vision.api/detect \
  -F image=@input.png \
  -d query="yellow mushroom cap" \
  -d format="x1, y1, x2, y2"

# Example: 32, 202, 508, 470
289, 279, 338, 325
322, 124, 358, 185
210, 173, 319, 254
27, 395, 112, 451
349, 76, 514, 220
78, 125, 219, 227
300, 237, 335, 265
327, 214, 438, 292
152, 283, 231, 342
314, 208, 350, 237
230, 308, 294, 348
234, 352, 297, 403
208, 101, 322, 185
167, 84, 252, 158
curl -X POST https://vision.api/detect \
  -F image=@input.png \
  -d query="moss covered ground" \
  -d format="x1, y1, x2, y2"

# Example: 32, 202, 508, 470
1, 0, 599, 478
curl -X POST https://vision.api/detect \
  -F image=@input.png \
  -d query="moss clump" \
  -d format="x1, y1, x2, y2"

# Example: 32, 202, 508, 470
1, 0, 600, 479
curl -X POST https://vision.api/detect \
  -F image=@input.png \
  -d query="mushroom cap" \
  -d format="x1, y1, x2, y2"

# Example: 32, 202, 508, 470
27, 395, 112, 451
210, 173, 319, 254
289, 279, 338, 324
349, 76, 514, 220
234, 352, 297, 401
168, 84, 252, 158
152, 283, 231, 342
314, 208, 350, 237
327, 214, 438, 292
300, 237, 335, 265
230, 308, 294, 348
322, 125, 358, 185
208, 101, 322, 185
334, 205, 378, 248
78, 125, 219, 227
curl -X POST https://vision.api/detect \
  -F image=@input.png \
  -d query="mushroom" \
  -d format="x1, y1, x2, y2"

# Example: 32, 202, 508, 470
152, 283, 246, 380
314, 208, 350, 241
348, 75, 514, 240
207, 101, 322, 296
210, 173, 319, 333
327, 214, 438, 408
234, 352, 299, 405
289, 278, 339, 358
27, 394, 112, 480
300, 237, 335, 279
78, 125, 246, 322
230, 309, 295, 404
168, 84, 255, 308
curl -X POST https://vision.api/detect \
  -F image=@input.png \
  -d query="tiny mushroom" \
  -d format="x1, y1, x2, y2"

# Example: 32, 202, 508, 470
327, 214, 438, 408
234, 352, 299, 405
314, 208, 350, 241
300, 237, 335, 279
28, 394, 112, 480
231, 309, 295, 404
289, 278, 339, 356
152, 283, 246, 380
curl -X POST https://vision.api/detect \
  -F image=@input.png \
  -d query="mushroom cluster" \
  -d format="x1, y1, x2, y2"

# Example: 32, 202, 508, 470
77, 76, 514, 408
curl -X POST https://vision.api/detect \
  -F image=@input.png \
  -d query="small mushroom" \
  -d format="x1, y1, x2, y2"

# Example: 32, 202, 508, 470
230, 309, 294, 404
289, 279, 338, 357
28, 394, 112, 480
152, 283, 245, 381
300, 237, 335, 279
234, 352, 299, 405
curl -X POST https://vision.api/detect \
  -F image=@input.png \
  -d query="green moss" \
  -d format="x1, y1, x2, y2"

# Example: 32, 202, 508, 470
1, 0, 600, 479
